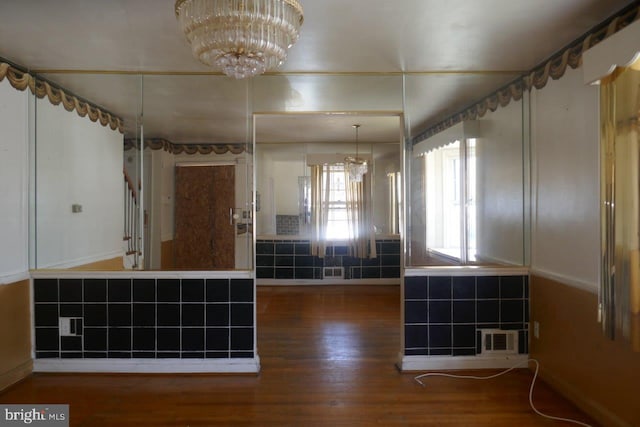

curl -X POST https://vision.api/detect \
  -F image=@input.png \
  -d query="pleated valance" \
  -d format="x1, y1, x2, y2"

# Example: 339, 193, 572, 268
0, 62, 123, 133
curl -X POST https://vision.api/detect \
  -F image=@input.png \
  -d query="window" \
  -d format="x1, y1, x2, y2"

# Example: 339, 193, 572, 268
424, 138, 476, 263
325, 164, 349, 240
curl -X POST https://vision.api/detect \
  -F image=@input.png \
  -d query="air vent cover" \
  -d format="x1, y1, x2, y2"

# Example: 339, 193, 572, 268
323, 267, 344, 279
480, 329, 518, 355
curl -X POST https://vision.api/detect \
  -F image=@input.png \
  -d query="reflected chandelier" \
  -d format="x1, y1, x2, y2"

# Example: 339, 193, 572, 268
345, 124, 368, 183
175, 0, 304, 79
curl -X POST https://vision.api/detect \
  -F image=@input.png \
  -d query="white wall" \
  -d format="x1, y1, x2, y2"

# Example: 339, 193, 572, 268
0, 80, 29, 282
273, 157, 306, 216
35, 99, 124, 268
372, 146, 401, 234
530, 66, 600, 292
476, 100, 525, 265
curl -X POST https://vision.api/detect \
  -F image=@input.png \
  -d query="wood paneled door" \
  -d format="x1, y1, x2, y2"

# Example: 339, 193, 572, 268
174, 164, 235, 269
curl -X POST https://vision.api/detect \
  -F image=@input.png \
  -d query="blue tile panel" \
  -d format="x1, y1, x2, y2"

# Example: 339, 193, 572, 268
33, 277, 254, 360
404, 275, 529, 357
256, 239, 401, 280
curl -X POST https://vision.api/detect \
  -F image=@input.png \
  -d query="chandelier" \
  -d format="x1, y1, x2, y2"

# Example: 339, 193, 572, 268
345, 124, 368, 183
175, 0, 304, 79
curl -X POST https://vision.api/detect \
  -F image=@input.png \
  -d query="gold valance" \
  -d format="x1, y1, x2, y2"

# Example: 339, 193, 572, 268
0, 62, 123, 133
124, 138, 251, 155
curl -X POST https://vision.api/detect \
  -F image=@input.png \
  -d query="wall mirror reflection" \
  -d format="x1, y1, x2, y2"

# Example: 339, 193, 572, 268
254, 113, 402, 281
33, 73, 253, 271
30, 71, 529, 271
406, 88, 529, 267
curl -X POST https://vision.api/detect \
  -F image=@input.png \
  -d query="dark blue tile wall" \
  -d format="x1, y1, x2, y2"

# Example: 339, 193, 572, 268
404, 275, 529, 357
256, 239, 401, 280
33, 277, 255, 360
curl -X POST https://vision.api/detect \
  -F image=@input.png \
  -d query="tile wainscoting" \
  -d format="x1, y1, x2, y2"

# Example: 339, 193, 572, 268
32, 273, 258, 373
400, 269, 530, 371
256, 238, 401, 281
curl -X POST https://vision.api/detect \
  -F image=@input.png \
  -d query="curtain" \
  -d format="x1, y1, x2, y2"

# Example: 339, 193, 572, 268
600, 64, 640, 352
310, 165, 328, 258
310, 164, 376, 259
344, 169, 377, 259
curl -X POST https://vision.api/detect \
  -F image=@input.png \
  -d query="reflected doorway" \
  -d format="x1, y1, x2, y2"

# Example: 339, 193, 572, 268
174, 164, 235, 269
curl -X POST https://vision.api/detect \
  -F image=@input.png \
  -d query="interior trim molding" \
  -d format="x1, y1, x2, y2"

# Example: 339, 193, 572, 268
0, 272, 30, 286
30, 69, 525, 77
257, 278, 400, 286
404, 266, 529, 277
413, 2, 640, 144
536, 358, 628, 427
30, 269, 253, 280
0, 61, 123, 133
36, 249, 124, 271
398, 354, 529, 372
34, 358, 260, 374
0, 359, 32, 392
529, 268, 597, 294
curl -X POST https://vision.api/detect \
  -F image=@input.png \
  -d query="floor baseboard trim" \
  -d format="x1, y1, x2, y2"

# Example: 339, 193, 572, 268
537, 366, 629, 427
257, 279, 399, 286
399, 354, 529, 371
33, 357, 260, 374
0, 359, 33, 392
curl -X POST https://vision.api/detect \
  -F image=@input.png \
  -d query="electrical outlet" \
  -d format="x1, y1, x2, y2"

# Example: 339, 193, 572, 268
533, 321, 540, 339
59, 318, 71, 336
59, 317, 82, 337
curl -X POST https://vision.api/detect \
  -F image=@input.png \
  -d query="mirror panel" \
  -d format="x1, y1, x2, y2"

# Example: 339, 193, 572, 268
405, 74, 528, 267
30, 71, 529, 270
34, 73, 141, 270
141, 75, 253, 270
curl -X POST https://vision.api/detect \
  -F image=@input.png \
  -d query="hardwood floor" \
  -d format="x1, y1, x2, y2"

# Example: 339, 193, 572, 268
1, 285, 596, 426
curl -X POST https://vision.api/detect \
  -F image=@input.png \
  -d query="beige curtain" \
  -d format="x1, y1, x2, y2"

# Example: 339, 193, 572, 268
310, 164, 377, 259
344, 170, 377, 259
310, 165, 329, 258
600, 65, 640, 351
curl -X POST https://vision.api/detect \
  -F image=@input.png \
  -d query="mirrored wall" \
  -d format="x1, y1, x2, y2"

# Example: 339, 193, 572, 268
30, 71, 529, 271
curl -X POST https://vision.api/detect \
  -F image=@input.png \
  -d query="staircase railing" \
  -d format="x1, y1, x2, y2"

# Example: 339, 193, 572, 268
123, 168, 141, 269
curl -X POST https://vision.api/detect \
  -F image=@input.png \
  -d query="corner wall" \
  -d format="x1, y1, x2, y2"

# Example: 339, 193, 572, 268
0, 79, 32, 391
530, 275, 640, 427
0, 280, 32, 391
530, 65, 640, 426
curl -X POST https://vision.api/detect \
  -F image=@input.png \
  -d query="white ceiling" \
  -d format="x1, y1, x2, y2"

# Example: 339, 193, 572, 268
0, 0, 634, 144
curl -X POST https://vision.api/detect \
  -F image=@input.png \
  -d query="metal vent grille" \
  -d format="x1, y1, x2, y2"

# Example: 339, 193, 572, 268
480, 329, 518, 355
323, 267, 344, 279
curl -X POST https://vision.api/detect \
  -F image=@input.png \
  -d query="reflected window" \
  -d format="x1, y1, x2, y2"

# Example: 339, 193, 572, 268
424, 139, 476, 263
325, 164, 349, 240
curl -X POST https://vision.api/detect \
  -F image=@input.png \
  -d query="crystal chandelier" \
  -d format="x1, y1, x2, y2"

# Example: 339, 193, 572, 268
345, 124, 368, 183
175, 0, 304, 79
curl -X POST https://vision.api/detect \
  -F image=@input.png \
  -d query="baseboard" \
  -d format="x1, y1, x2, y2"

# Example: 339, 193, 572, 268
257, 279, 400, 286
398, 354, 529, 372
33, 357, 260, 374
537, 365, 629, 427
0, 359, 33, 392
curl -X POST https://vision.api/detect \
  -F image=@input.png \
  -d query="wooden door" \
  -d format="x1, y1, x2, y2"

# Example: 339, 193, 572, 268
174, 165, 235, 269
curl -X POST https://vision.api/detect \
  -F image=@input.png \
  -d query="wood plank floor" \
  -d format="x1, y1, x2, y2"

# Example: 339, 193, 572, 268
1, 285, 596, 426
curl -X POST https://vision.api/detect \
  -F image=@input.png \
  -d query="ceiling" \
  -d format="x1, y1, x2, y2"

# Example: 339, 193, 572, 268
0, 0, 634, 144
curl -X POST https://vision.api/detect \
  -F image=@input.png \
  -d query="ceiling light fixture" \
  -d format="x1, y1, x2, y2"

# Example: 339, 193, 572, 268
345, 124, 368, 183
175, 0, 304, 79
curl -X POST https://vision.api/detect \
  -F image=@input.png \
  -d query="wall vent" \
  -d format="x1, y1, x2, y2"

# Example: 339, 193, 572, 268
480, 329, 518, 355
323, 267, 344, 279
